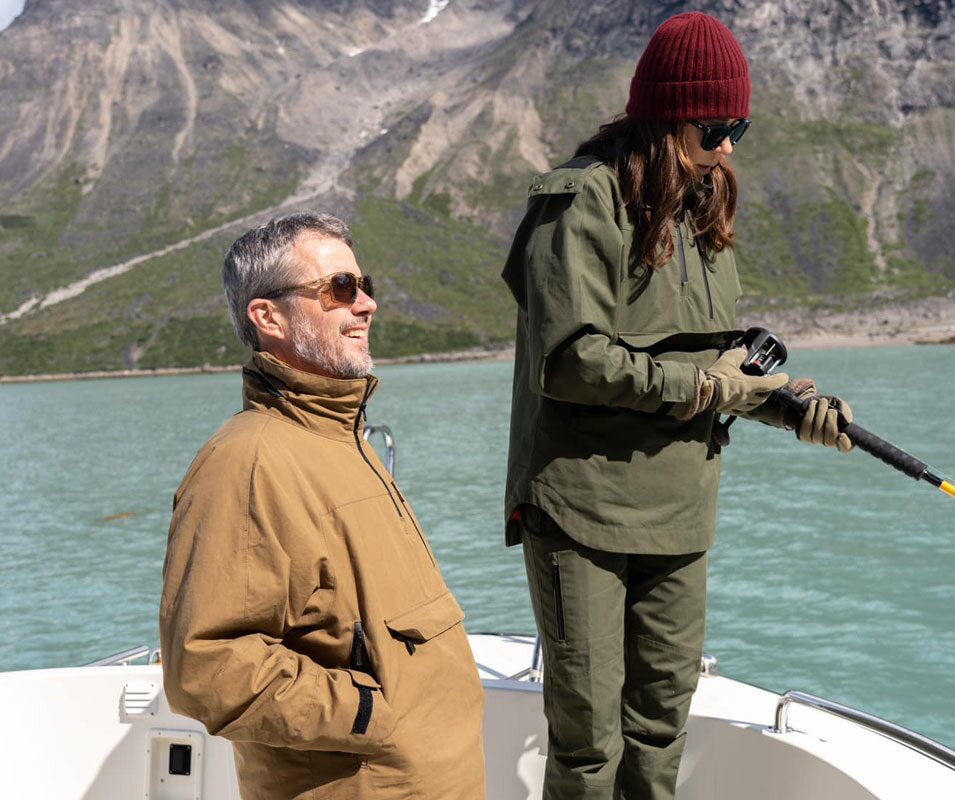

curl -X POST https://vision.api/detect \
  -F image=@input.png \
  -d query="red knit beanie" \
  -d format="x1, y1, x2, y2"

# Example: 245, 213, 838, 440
626, 12, 750, 121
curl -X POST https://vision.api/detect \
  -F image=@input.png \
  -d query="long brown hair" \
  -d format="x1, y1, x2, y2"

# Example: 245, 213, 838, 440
575, 116, 738, 270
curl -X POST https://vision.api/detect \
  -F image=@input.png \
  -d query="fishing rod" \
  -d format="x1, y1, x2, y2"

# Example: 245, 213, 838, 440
770, 385, 955, 499
721, 328, 955, 499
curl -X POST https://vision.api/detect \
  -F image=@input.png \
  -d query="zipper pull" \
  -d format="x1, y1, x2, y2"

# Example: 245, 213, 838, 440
351, 621, 366, 669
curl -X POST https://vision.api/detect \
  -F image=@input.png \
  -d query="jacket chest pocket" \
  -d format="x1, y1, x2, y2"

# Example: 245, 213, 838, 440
620, 243, 740, 334
321, 499, 449, 632
621, 260, 693, 333
706, 248, 743, 327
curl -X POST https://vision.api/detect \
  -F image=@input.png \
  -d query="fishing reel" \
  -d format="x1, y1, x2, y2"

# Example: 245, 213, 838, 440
737, 327, 788, 378
711, 327, 788, 447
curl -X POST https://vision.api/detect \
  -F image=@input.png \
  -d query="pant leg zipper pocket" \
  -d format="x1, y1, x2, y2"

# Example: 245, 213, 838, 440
552, 560, 566, 643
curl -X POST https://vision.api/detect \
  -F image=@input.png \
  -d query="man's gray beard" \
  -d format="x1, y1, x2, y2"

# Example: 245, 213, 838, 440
288, 306, 373, 379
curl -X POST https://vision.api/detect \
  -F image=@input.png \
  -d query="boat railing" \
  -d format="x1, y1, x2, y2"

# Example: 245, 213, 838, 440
774, 689, 955, 770
84, 646, 161, 667
363, 423, 396, 476
506, 638, 719, 682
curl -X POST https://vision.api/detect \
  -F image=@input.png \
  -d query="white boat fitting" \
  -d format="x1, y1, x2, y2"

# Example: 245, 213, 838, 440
0, 634, 952, 799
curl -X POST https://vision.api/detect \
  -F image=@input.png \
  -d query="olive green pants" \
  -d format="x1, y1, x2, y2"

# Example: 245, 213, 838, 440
521, 508, 707, 800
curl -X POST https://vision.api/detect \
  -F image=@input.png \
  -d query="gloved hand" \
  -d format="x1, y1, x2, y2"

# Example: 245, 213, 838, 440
743, 377, 816, 427
798, 395, 854, 453
700, 347, 789, 415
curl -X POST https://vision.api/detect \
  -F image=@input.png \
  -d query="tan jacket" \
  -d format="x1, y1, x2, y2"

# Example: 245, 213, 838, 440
159, 352, 485, 800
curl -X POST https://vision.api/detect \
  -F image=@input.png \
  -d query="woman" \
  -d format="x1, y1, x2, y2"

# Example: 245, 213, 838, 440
501, 11, 852, 800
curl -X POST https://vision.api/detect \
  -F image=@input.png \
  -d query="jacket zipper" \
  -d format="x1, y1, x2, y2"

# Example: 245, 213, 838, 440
698, 240, 714, 319
352, 384, 438, 569
675, 216, 688, 285
351, 621, 368, 670
390, 480, 437, 568
353, 384, 403, 518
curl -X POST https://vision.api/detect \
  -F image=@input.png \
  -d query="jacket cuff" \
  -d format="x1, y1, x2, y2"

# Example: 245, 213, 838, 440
664, 364, 706, 419
345, 670, 395, 755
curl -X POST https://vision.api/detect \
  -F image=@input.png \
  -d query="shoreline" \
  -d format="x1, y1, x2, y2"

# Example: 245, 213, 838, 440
2, 333, 952, 385
0, 346, 517, 384
3, 295, 954, 384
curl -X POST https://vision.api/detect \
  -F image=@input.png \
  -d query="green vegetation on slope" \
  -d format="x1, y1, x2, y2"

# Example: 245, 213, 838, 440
0, 193, 514, 376
351, 195, 513, 358
0, 227, 244, 376
0, 137, 301, 317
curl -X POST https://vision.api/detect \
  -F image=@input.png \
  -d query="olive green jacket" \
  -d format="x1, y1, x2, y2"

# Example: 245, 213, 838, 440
502, 157, 742, 554
160, 352, 485, 800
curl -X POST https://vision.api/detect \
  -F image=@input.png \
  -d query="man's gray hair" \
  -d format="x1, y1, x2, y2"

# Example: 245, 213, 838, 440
223, 212, 353, 350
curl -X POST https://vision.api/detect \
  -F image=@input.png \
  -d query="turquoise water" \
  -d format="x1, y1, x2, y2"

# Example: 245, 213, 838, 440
1, 346, 954, 746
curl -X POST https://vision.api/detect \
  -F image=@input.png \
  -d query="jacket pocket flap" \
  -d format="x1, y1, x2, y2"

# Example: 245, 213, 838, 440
616, 332, 673, 351
617, 330, 744, 354
348, 669, 381, 690
384, 591, 464, 643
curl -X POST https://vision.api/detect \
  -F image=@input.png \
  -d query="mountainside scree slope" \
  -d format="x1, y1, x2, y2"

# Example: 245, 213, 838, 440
0, 0, 953, 375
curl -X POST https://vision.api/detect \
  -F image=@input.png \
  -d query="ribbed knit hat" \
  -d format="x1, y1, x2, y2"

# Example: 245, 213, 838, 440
626, 12, 750, 121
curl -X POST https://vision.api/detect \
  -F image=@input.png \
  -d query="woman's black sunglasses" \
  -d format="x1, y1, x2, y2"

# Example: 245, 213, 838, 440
688, 119, 751, 151
262, 272, 375, 309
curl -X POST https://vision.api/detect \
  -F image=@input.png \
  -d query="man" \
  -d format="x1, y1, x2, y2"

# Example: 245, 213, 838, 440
159, 212, 485, 800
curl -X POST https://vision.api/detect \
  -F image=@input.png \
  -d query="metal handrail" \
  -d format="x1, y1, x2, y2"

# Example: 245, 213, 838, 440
701, 653, 719, 676
508, 635, 718, 683
84, 645, 152, 667
774, 690, 955, 770
363, 423, 396, 476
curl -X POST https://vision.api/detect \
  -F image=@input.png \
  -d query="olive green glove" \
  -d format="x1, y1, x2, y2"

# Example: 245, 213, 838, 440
798, 395, 854, 453
699, 347, 789, 415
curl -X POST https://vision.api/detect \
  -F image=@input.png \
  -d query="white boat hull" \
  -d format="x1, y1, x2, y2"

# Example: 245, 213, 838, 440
0, 634, 951, 799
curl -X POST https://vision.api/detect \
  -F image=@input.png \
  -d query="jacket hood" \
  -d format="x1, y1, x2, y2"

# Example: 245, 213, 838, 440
242, 351, 378, 439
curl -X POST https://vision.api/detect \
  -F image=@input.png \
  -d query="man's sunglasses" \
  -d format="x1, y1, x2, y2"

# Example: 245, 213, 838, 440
261, 272, 375, 309
688, 119, 751, 151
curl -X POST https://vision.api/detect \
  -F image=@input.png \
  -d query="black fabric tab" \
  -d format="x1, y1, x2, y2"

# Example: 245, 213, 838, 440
351, 686, 374, 735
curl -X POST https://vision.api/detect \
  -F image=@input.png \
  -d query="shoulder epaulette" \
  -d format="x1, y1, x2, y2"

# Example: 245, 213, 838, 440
527, 155, 605, 198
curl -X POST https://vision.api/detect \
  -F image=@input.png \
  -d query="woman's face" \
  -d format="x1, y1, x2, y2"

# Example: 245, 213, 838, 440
682, 120, 735, 178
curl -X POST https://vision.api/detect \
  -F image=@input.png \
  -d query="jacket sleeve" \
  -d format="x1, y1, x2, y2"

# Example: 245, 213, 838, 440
508, 172, 700, 412
159, 439, 394, 753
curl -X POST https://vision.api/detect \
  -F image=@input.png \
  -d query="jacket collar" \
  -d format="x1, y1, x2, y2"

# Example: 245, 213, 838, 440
242, 351, 377, 439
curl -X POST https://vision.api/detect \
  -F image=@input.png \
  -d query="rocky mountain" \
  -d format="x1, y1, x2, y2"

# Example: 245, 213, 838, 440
0, 0, 952, 375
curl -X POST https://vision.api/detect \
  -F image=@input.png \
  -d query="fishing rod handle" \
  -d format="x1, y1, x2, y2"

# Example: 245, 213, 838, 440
840, 423, 927, 481
771, 389, 928, 481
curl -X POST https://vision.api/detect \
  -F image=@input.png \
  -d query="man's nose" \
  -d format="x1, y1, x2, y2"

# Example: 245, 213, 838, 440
353, 288, 377, 315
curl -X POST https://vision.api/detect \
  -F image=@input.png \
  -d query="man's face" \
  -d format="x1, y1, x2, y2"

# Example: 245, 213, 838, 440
283, 235, 377, 379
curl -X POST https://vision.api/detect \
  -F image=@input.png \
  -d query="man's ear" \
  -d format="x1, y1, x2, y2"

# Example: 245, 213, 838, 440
247, 298, 289, 344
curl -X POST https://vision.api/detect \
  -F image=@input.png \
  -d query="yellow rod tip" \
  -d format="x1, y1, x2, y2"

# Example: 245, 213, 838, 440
941, 482, 955, 498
